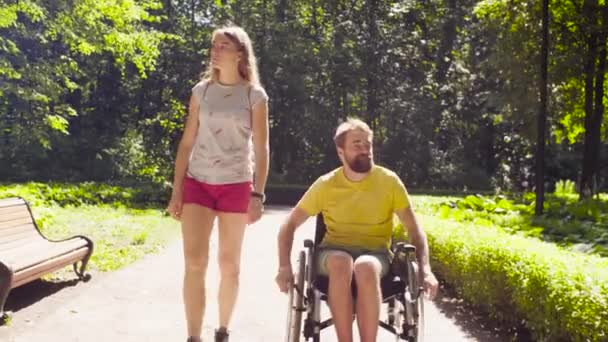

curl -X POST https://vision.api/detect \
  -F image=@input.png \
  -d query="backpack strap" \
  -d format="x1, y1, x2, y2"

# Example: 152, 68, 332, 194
248, 84, 253, 126
202, 80, 211, 101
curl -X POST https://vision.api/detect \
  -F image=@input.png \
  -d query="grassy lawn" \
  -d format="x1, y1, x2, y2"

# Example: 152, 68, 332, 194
31, 205, 180, 278
0, 182, 179, 277
409, 191, 608, 257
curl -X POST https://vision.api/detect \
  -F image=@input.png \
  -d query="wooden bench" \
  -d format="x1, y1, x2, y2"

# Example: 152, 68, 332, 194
0, 197, 93, 318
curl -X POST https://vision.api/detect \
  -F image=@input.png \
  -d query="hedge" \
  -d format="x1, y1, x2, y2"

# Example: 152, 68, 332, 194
409, 215, 608, 341
0, 182, 170, 207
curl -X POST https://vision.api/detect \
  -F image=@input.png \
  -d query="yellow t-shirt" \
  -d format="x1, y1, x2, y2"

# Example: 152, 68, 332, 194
297, 165, 410, 250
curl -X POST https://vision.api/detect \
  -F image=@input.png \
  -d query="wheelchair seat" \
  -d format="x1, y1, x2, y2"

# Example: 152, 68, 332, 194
313, 273, 406, 302
311, 214, 412, 302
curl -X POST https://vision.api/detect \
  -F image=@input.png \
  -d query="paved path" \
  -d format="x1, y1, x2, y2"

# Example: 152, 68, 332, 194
0, 206, 511, 341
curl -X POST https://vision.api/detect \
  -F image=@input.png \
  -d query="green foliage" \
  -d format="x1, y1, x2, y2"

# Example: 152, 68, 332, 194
429, 193, 608, 256
1, 0, 607, 196
418, 215, 608, 341
0, 0, 169, 182
0, 182, 170, 208
554, 179, 577, 196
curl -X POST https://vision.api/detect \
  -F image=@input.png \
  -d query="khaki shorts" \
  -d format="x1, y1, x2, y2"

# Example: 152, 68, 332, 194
315, 244, 392, 277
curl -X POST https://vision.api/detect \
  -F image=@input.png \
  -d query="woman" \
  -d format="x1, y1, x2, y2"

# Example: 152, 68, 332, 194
166, 25, 269, 342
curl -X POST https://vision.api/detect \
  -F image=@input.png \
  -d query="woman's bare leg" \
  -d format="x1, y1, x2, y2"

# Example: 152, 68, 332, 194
216, 212, 248, 328
181, 204, 216, 338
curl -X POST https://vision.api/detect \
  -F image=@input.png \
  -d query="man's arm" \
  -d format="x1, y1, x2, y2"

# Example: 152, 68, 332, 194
395, 206, 431, 274
276, 207, 311, 292
395, 206, 438, 298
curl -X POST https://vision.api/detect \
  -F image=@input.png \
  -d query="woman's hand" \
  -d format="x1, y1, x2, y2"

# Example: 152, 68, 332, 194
166, 190, 183, 221
247, 197, 264, 224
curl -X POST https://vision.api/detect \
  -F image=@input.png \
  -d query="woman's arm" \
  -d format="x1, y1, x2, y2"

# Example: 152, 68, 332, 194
172, 95, 200, 194
251, 98, 269, 194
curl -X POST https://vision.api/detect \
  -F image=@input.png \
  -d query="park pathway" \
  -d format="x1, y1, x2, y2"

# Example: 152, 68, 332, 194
0, 206, 511, 341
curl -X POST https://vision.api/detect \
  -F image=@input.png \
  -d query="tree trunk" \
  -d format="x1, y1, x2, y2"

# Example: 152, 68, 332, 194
332, 1, 344, 119
435, 0, 458, 84
580, 0, 599, 199
366, 0, 378, 130
311, 0, 319, 42
259, 0, 267, 70
275, 0, 286, 22
535, 0, 549, 215
589, 5, 607, 197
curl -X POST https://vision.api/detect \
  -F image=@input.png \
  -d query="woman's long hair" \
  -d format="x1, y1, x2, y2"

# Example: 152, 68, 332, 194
201, 26, 261, 87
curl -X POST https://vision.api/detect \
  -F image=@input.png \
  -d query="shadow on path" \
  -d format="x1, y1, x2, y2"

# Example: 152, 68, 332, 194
4, 278, 83, 313
431, 281, 532, 342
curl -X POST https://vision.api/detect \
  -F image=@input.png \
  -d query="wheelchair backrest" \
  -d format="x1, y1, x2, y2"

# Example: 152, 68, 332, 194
315, 214, 327, 245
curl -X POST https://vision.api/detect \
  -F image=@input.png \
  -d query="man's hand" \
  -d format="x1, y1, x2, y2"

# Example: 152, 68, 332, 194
275, 266, 294, 293
422, 270, 439, 299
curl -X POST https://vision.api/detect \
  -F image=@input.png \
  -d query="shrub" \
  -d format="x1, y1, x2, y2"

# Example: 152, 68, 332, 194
0, 182, 170, 207
395, 216, 608, 341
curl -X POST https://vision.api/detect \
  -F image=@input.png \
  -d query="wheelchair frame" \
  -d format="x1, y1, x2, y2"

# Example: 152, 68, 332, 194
285, 214, 424, 342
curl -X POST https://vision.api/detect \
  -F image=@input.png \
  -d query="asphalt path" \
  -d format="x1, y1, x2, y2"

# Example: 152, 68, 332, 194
0, 206, 513, 341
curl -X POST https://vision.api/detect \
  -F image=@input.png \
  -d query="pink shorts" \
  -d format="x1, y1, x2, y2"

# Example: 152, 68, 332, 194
182, 177, 252, 213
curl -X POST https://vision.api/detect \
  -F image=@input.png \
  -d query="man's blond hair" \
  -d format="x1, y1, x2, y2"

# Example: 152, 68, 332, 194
333, 118, 373, 148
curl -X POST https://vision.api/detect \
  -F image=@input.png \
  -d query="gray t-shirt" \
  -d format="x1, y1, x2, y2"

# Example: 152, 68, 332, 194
187, 80, 268, 184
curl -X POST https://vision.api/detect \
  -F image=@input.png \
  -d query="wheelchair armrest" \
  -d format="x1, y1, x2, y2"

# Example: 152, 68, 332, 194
392, 242, 416, 255
390, 243, 416, 281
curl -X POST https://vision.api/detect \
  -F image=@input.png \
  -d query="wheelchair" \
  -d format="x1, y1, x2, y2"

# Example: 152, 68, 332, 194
285, 214, 424, 342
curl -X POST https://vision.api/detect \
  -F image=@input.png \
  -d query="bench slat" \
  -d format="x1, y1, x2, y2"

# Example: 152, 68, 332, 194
0, 217, 35, 230
0, 230, 42, 249
0, 210, 33, 224
12, 248, 90, 288
0, 239, 41, 253
5, 239, 89, 271
0, 236, 49, 255
0, 223, 39, 238
0, 205, 30, 216
0, 198, 26, 208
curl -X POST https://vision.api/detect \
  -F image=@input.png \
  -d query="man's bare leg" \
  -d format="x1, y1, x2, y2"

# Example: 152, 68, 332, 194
326, 252, 355, 342
353, 256, 382, 342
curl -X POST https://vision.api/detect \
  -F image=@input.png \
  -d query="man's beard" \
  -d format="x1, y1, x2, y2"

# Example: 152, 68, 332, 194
347, 154, 372, 173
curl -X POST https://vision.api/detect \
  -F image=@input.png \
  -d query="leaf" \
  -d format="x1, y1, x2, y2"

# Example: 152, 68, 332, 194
45, 115, 69, 134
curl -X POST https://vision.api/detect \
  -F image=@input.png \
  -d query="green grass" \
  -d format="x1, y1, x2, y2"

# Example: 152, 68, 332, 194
0, 181, 170, 208
1, 182, 180, 276
409, 192, 608, 257
32, 205, 180, 276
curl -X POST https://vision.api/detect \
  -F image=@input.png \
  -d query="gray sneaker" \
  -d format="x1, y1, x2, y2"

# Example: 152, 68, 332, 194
214, 328, 229, 342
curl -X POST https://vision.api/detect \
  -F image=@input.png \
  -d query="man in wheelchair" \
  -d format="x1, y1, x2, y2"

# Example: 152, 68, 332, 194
276, 118, 438, 342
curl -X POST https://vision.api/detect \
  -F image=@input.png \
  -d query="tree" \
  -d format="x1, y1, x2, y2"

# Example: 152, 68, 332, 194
536, 0, 549, 215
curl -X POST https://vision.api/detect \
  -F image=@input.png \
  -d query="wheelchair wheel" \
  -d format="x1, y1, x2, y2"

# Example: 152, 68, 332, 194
285, 250, 307, 342
403, 260, 424, 342
388, 297, 404, 342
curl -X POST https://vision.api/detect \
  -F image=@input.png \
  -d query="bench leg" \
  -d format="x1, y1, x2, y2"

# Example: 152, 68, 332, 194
0, 264, 13, 321
73, 237, 94, 281
73, 247, 93, 281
